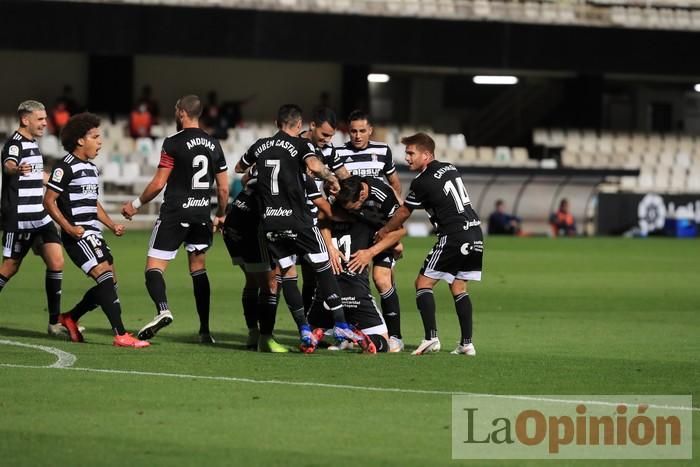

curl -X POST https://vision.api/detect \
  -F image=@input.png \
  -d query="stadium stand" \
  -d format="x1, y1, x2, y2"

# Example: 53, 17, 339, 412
535, 128, 700, 194
56, 0, 700, 31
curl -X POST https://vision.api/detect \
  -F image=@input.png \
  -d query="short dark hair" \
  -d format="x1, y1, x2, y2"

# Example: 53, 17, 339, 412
276, 104, 303, 129
400, 132, 436, 154
176, 95, 202, 119
312, 106, 337, 129
60, 112, 100, 152
335, 175, 364, 206
495, 199, 504, 207
347, 109, 371, 125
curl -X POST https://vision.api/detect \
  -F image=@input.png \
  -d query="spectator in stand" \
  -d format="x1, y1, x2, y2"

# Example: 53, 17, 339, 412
50, 85, 81, 134
201, 91, 228, 139
487, 199, 521, 235
137, 85, 160, 124
129, 102, 153, 138
550, 198, 576, 237
57, 85, 79, 115
50, 102, 71, 135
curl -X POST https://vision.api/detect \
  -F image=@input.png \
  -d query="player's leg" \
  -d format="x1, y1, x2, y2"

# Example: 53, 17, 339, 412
0, 232, 28, 293
256, 263, 287, 353
139, 218, 184, 340
372, 253, 401, 341
37, 225, 64, 329
449, 279, 475, 356
241, 268, 260, 349
279, 262, 315, 348
298, 226, 354, 339
300, 259, 317, 313
60, 235, 148, 347
450, 231, 483, 356
412, 273, 442, 355
187, 250, 213, 343
183, 221, 214, 342
85, 260, 148, 348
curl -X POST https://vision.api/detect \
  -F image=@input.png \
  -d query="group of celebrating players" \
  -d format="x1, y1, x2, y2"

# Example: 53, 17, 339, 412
0, 95, 484, 356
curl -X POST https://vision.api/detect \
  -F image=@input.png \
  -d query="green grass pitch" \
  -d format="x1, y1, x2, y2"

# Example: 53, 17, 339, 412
0, 232, 698, 466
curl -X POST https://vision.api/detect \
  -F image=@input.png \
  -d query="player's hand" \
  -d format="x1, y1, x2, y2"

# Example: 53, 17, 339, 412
375, 227, 389, 242
212, 215, 226, 233
348, 249, 373, 274
325, 178, 340, 195
17, 163, 31, 176
121, 201, 137, 220
329, 246, 344, 275
69, 225, 85, 240
112, 224, 125, 237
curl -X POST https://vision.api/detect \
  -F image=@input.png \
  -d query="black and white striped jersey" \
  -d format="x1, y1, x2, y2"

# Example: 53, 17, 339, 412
304, 173, 323, 225
352, 177, 400, 230
335, 141, 396, 183
47, 154, 102, 237
1, 131, 52, 232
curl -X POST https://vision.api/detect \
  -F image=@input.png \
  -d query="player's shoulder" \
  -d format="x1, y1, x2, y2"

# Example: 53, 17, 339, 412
2, 132, 23, 154
164, 129, 185, 141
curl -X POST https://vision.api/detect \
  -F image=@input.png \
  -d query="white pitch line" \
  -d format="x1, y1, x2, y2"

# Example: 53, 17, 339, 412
0, 339, 76, 368
0, 340, 697, 412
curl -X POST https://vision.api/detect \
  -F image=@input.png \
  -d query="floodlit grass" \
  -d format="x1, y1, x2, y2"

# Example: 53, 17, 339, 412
0, 233, 698, 466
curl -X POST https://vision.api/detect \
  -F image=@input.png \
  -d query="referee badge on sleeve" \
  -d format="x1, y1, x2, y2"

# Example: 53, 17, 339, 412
52, 168, 64, 183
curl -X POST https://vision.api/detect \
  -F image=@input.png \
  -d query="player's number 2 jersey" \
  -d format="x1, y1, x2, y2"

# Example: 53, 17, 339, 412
158, 128, 227, 222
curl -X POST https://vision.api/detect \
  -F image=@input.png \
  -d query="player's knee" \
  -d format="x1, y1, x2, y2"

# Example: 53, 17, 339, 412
373, 271, 393, 293
414, 275, 432, 290
449, 280, 467, 295
45, 255, 64, 271
89, 262, 112, 280
0, 258, 21, 278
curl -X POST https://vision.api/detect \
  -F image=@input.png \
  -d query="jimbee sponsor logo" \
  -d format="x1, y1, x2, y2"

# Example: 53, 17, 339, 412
452, 395, 692, 459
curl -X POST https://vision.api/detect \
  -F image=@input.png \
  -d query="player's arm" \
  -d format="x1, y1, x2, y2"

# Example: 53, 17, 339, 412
2, 145, 31, 176
305, 155, 339, 194
334, 165, 351, 180
213, 170, 229, 231
121, 166, 171, 220
43, 189, 83, 240
235, 144, 257, 174
312, 196, 332, 220
318, 221, 343, 275
97, 201, 125, 236
387, 172, 402, 197
375, 205, 411, 241
348, 227, 406, 274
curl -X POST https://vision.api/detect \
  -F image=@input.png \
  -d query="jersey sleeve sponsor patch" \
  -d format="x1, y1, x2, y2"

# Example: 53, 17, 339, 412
8, 144, 20, 158
51, 167, 64, 183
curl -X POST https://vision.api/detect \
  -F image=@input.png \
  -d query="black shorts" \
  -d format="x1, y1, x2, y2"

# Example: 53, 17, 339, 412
2, 223, 61, 260
223, 221, 273, 273
420, 228, 484, 284
307, 273, 387, 335
147, 217, 213, 260
372, 249, 395, 269
62, 232, 113, 274
265, 225, 328, 269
